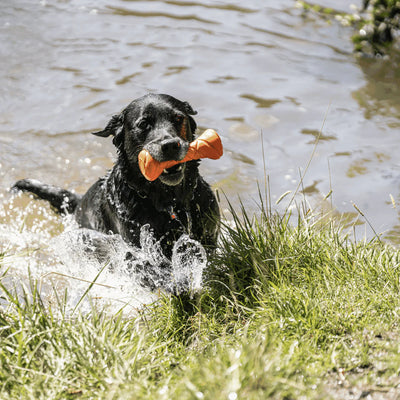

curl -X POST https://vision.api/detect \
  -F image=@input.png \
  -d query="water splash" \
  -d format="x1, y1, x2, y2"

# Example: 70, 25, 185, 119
0, 195, 207, 314
171, 235, 207, 293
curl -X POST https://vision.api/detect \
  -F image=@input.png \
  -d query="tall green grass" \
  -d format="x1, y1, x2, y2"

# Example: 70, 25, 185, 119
1, 196, 400, 399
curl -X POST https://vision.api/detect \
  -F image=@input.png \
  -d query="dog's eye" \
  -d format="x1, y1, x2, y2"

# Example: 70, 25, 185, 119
137, 118, 151, 131
175, 115, 184, 124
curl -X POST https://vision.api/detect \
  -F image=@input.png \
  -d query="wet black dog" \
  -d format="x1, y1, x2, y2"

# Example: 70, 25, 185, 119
12, 94, 220, 288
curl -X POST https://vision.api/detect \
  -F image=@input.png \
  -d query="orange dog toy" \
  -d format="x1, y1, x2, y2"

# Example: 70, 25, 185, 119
138, 129, 223, 181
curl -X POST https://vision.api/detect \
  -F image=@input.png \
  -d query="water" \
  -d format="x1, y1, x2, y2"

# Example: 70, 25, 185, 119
0, 195, 207, 313
1, 0, 400, 307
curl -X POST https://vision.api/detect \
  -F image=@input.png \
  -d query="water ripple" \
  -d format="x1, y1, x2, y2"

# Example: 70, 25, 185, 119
107, 6, 219, 25
120, 0, 258, 14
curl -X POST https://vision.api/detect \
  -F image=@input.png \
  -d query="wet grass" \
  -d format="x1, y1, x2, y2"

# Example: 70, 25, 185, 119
1, 198, 400, 399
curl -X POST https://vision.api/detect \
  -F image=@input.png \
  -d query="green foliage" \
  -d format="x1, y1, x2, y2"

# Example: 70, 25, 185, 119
297, 0, 400, 55
353, 0, 400, 55
1, 199, 400, 398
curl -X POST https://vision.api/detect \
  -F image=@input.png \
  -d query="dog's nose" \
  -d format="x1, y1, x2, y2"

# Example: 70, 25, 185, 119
161, 138, 182, 159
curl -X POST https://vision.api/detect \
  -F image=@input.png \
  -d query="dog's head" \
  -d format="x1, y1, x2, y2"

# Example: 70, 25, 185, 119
92, 94, 198, 186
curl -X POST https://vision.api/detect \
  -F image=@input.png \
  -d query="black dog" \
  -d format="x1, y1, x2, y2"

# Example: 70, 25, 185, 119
12, 94, 220, 284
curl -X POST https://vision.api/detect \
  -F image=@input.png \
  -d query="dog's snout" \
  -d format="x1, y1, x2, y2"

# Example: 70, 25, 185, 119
161, 138, 181, 156
161, 139, 181, 154
146, 136, 187, 162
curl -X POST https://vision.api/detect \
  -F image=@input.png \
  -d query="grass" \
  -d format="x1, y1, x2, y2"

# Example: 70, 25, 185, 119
1, 196, 400, 399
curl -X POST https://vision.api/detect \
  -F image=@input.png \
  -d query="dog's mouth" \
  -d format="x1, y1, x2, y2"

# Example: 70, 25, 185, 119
159, 163, 186, 186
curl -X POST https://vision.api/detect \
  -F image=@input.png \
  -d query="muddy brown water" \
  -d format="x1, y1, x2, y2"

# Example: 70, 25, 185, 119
1, 0, 400, 246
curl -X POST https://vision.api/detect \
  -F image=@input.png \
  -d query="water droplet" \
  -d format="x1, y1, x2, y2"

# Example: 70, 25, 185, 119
228, 392, 237, 400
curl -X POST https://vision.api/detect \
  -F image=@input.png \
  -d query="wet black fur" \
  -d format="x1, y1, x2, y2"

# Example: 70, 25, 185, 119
12, 94, 220, 260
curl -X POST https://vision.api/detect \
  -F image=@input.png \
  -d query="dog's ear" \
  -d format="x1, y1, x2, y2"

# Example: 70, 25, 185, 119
187, 115, 197, 138
181, 101, 197, 137
182, 101, 197, 116
92, 113, 124, 137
